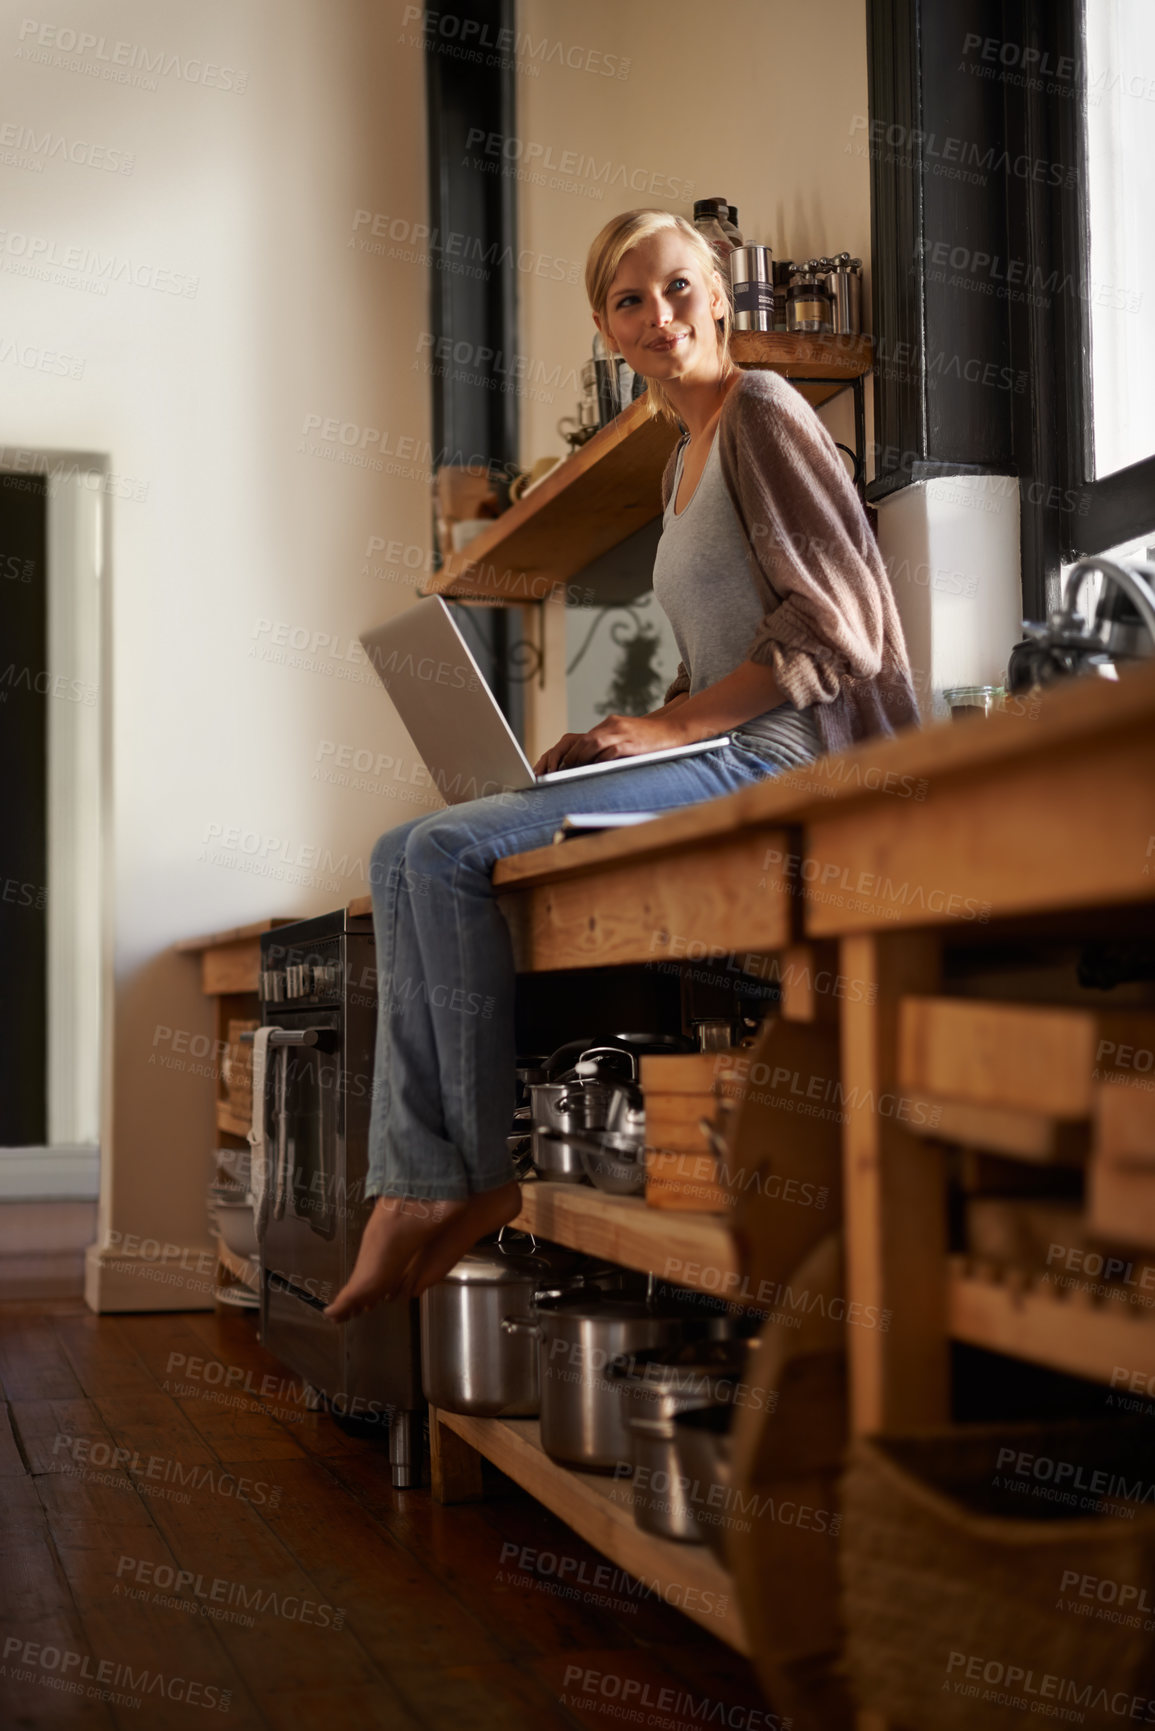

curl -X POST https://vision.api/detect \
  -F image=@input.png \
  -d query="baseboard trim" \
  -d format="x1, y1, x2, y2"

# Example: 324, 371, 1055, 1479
0, 1145, 99, 1200
84, 1244, 218, 1313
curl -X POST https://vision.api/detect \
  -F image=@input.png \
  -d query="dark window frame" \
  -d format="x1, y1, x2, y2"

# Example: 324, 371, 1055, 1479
1008, 0, 1155, 594
421, 0, 524, 735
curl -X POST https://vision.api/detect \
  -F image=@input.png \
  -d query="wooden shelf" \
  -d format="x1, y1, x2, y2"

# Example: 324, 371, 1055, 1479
948, 1255, 1155, 1386
216, 1099, 251, 1139
435, 1408, 747, 1652
514, 1182, 741, 1301
214, 1234, 259, 1292
730, 331, 873, 406
427, 335, 874, 601
428, 395, 678, 599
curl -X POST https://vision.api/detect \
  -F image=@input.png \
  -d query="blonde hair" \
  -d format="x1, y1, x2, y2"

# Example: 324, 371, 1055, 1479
584, 209, 733, 426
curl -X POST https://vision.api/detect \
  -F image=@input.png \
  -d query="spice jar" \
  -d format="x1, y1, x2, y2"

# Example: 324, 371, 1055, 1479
786, 261, 834, 334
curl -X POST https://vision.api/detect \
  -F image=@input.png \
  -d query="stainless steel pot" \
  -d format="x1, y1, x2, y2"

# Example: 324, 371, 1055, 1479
613, 1341, 751, 1542
672, 1401, 734, 1561
579, 1130, 647, 1196
529, 1081, 600, 1183
503, 1292, 685, 1473
420, 1231, 591, 1417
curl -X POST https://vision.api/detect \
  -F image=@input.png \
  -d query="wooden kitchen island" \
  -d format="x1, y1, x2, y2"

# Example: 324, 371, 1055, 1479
352, 661, 1155, 1731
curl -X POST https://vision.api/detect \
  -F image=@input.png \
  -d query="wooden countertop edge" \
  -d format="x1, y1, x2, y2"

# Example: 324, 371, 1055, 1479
175, 916, 297, 954
491, 662, 1155, 891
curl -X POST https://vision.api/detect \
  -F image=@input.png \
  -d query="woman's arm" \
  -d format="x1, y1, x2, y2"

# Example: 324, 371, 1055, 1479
531, 659, 783, 773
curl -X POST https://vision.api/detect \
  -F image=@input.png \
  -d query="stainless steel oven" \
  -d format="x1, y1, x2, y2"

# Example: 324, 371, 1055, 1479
257, 909, 422, 1485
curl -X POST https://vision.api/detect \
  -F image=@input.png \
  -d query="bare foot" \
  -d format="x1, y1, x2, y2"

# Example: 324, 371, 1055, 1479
399, 1181, 523, 1300
324, 1194, 460, 1322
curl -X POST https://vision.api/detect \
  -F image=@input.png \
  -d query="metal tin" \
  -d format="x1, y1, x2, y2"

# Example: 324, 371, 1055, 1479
827, 252, 863, 335
729, 245, 774, 332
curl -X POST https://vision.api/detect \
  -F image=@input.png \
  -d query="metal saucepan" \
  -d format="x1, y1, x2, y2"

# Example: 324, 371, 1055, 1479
502, 1291, 686, 1473
420, 1230, 624, 1418
534, 1127, 646, 1196
672, 1401, 735, 1562
612, 1340, 754, 1542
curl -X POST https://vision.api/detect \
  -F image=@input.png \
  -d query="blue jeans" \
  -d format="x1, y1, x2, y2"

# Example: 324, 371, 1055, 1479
364, 735, 808, 1200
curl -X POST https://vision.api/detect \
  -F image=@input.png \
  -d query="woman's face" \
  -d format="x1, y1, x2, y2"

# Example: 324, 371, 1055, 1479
595, 230, 725, 387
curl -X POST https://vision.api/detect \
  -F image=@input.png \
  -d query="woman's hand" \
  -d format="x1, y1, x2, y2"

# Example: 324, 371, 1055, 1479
532, 710, 687, 775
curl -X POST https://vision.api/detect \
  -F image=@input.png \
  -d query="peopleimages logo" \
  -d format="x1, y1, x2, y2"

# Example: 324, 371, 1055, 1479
2, 1637, 231, 1713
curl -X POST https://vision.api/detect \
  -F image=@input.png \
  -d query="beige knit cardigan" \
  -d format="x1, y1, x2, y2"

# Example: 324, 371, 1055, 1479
659, 368, 919, 754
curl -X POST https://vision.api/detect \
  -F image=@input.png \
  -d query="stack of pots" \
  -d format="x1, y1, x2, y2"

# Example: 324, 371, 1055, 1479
501, 1290, 751, 1476
525, 1034, 691, 1187
420, 1230, 632, 1418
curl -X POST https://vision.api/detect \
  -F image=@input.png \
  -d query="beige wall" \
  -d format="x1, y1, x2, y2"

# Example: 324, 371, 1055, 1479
515, 0, 873, 466
2, 0, 440, 1302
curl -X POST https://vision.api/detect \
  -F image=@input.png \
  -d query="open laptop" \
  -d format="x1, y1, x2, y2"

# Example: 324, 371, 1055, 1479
360, 595, 730, 806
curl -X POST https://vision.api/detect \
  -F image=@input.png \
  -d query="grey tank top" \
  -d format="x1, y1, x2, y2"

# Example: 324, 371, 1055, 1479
652, 432, 822, 765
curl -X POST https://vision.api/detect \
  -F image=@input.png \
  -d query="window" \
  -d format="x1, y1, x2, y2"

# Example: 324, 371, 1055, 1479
1083, 0, 1155, 480
1056, 0, 1155, 568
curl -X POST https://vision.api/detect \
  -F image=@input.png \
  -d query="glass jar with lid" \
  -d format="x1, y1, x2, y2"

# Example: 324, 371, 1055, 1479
786, 261, 834, 334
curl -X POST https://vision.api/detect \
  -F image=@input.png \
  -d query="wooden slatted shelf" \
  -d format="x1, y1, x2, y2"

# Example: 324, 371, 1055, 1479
427, 336, 874, 601
948, 1254, 1155, 1386
514, 1181, 741, 1301
434, 1408, 747, 1652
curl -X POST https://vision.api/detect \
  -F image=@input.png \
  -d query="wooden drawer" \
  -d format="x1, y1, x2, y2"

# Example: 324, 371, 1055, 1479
639, 1052, 736, 1094
644, 1092, 717, 1150
1087, 1079, 1155, 1249
897, 998, 1155, 1118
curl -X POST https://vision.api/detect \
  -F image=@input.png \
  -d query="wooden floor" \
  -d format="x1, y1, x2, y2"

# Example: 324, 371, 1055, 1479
0, 1299, 769, 1730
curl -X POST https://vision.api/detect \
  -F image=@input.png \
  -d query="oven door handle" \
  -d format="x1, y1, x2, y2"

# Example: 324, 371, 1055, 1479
244, 1028, 338, 1051
272, 1043, 289, 1219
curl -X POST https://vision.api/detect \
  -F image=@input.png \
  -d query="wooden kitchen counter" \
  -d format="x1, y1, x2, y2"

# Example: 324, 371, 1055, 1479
201, 667, 1155, 1729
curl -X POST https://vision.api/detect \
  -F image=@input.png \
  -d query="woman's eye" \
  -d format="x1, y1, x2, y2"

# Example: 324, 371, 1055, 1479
668, 277, 690, 291
615, 293, 638, 308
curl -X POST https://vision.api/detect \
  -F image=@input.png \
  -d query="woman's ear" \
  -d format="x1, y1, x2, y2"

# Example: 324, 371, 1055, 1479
708, 271, 727, 322
593, 310, 618, 353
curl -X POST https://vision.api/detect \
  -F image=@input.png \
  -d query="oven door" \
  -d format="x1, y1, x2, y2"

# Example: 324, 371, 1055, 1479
260, 1012, 344, 1302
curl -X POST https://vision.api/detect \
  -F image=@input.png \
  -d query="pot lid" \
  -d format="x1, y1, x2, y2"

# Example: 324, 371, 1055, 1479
610, 1340, 750, 1387
440, 1232, 588, 1285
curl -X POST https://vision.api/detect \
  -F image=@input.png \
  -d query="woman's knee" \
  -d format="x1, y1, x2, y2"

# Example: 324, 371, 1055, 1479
369, 817, 426, 890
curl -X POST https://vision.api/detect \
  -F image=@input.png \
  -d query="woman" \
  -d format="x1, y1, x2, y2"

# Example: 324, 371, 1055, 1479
325, 209, 916, 1320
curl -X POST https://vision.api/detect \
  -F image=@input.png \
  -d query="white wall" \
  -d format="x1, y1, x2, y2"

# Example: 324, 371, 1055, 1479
2, 0, 441, 1303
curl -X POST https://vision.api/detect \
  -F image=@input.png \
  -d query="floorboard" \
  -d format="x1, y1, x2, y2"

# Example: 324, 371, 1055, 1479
0, 1301, 771, 1731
